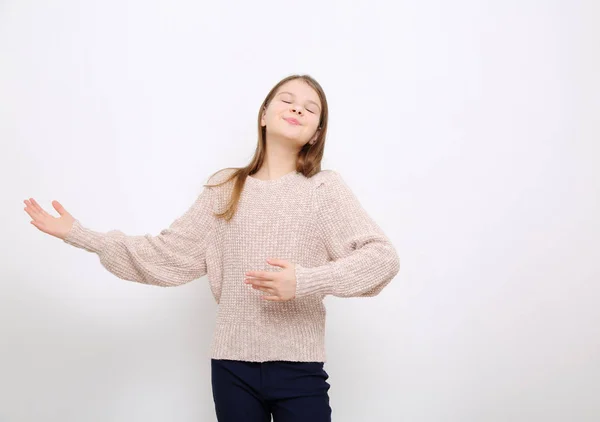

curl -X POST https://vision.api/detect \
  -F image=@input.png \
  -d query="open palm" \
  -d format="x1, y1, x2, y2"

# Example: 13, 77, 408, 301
23, 198, 75, 240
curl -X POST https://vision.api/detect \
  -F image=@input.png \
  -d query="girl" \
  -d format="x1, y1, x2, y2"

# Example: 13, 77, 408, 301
23, 74, 400, 422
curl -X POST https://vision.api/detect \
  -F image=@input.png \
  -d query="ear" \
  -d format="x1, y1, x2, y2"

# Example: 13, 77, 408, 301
261, 106, 267, 127
310, 128, 321, 144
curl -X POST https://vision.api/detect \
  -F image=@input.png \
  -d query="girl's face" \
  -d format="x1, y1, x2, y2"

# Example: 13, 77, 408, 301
261, 79, 322, 147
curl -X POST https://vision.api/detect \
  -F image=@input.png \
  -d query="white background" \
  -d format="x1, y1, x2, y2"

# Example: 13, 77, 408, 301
1, 0, 598, 421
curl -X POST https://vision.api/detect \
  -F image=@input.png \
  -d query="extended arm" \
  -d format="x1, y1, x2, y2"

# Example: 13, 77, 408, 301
63, 185, 217, 287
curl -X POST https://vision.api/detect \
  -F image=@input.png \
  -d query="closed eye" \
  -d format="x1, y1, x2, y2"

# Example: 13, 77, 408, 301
281, 100, 316, 114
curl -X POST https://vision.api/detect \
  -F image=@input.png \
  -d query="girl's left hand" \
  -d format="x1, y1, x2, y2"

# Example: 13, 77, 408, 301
245, 258, 297, 301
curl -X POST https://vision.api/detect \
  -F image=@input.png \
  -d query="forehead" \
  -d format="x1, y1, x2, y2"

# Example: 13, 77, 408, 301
275, 80, 321, 105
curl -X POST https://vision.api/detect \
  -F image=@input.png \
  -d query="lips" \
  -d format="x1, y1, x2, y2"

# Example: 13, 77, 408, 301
284, 117, 300, 125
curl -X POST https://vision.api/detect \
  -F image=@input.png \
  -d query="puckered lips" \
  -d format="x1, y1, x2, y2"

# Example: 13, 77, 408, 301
283, 117, 301, 126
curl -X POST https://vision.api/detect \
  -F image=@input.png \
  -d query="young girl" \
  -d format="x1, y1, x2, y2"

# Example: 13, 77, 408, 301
23, 74, 400, 421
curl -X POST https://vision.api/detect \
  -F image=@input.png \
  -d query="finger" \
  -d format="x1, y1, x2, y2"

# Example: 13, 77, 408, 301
30, 198, 52, 218
249, 283, 274, 293
24, 202, 42, 220
23, 207, 37, 221
253, 285, 276, 295
246, 275, 272, 281
262, 295, 283, 301
52, 200, 68, 216
245, 279, 274, 288
24, 199, 36, 213
29, 198, 45, 214
245, 271, 273, 280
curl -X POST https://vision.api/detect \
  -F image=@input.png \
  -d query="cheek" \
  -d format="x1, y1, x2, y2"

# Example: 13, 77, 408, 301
307, 116, 320, 130
265, 106, 285, 121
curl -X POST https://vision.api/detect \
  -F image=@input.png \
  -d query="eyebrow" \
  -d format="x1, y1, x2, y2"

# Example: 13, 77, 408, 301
277, 91, 321, 110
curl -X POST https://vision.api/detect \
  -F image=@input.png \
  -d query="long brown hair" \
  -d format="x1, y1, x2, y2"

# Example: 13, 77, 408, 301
205, 74, 329, 222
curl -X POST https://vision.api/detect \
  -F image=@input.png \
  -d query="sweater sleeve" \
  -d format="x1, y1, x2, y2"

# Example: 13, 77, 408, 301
294, 171, 400, 298
62, 181, 218, 287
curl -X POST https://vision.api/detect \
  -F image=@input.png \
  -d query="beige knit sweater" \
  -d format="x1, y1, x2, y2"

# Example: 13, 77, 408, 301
63, 168, 400, 362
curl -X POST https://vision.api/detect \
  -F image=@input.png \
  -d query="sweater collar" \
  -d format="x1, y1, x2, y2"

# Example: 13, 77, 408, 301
245, 170, 302, 188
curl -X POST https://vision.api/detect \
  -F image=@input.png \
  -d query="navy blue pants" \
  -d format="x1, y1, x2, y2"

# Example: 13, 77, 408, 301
211, 358, 332, 421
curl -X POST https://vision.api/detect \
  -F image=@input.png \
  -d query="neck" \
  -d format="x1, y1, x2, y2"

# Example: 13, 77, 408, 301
254, 138, 299, 179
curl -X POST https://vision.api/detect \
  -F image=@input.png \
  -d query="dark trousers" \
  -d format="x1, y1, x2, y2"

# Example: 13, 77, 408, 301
211, 358, 332, 421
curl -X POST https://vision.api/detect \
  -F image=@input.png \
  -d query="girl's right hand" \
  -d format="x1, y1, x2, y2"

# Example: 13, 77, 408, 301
24, 198, 76, 240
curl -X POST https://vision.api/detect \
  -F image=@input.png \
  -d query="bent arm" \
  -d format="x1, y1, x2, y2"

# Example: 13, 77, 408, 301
294, 171, 400, 298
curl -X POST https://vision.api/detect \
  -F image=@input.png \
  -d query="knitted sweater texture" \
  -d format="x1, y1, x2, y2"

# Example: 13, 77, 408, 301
63, 168, 400, 362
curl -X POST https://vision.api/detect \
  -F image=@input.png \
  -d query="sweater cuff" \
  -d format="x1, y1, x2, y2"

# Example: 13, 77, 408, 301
63, 219, 107, 253
294, 263, 333, 299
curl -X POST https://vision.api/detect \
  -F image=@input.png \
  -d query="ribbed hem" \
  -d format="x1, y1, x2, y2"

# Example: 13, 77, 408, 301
63, 219, 107, 254
210, 319, 327, 363
294, 263, 333, 298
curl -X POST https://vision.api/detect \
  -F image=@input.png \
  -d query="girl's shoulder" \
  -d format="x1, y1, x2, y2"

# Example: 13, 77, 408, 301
309, 169, 343, 189
206, 167, 239, 186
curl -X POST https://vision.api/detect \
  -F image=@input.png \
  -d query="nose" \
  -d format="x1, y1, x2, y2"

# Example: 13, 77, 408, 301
291, 104, 304, 115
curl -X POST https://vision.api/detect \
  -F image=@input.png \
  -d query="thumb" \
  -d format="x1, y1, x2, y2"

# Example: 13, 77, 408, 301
52, 200, 70, 217
266, 258, 288, 268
